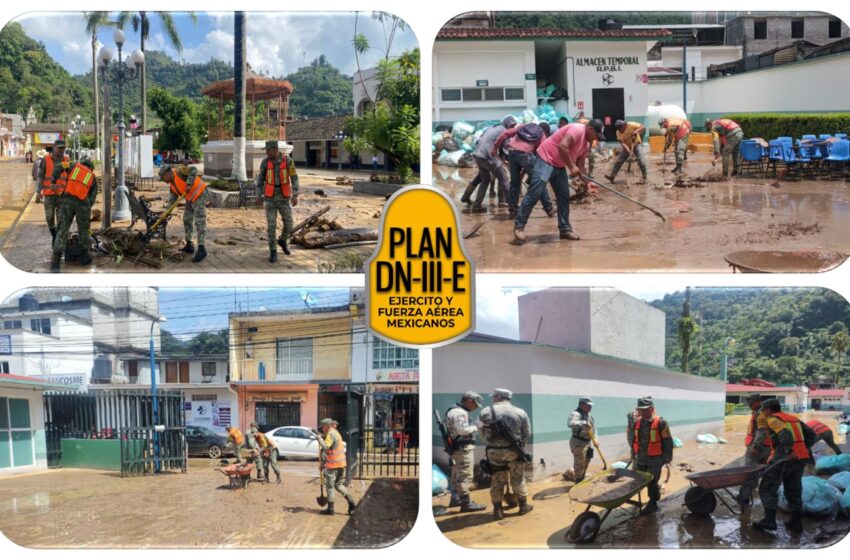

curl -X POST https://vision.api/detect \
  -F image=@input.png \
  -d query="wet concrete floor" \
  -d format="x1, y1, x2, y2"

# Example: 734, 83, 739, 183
434, 412, 849, 548
0, 459, 417, 548
432, 152, 850, 272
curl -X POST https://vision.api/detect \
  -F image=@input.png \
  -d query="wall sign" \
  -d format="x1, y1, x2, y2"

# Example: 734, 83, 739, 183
475, 79, 489, 87
524, 73, 536, 80
602, 73, 615, 86
576, 56, 640, 72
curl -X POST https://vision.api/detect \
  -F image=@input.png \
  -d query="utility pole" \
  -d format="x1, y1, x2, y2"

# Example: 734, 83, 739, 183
232, 12, 248, 182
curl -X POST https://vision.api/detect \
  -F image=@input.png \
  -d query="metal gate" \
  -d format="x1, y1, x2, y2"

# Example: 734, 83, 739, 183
45, 421, 62, 468
44, 389, 187, 476
355, 388, 418, 478
255, 402, 300, 433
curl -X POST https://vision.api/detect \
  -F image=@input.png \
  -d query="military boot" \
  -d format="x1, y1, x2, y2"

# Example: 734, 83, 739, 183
269, 250, 277, 263
753, 508, 778, 531
49, 228, 57, 246
470, 204, 487, 214
640, 500, 659, 516
517, 497, 534, 515
347, 497, 358, 515
672, 164, 683, 174
785, 513, 803, 533
181, 241, 195, 254
79, 252, 92, 266
277, 237, 291, 256
191, 244, 207, 263
275, 472, 281, 484
460, 498, 486, 513
319, 502, 335, 516
50, 251, 62, 273
492, 502, 504, 521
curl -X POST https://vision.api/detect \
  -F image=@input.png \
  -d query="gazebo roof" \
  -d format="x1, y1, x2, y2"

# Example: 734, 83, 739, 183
202, 67, 293, 100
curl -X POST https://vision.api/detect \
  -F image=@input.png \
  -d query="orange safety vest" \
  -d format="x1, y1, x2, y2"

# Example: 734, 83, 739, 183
715, 118, 740, 131
42, 155, 69, 196
805, 419, 831, 436
227, 427, 245, 446
666, 118, 692, 141
63, 163, 95, 201
263, 156, 292, 198
169, 173, 207, 203
772, 412, 811, 461
254, 432, 273, 449
633, 416, 663, 457
324, 428, 346, 469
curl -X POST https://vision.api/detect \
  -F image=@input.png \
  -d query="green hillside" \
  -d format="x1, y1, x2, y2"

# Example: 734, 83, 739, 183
649, 288, 850, 386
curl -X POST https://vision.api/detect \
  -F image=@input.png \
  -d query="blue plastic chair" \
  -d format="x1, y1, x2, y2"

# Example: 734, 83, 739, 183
825, 139, 850, 179
819, 134, 833, 140
739, 140, 765, 177
836, 133, 848, 139
801, 134, 817, 141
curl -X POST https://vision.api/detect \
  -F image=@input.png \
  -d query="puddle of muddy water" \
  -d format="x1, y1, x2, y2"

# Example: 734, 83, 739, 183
0, 492, 51, 515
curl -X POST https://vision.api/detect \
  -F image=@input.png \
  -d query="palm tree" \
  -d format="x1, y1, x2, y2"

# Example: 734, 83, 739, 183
117, 11, 196, 134
82, 12, 115, 160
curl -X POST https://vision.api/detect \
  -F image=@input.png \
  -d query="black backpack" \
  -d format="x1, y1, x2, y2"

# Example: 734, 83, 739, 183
516, 123, 544, 143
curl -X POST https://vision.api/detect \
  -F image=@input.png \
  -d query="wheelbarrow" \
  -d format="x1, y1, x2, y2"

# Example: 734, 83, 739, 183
565, 467, 654, 543
217, 462, 255, 489
684, 464, 765, 516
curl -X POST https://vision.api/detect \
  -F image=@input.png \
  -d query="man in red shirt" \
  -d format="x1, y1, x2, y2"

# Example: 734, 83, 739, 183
514, 119, 605, 242
492, 122, 555, 219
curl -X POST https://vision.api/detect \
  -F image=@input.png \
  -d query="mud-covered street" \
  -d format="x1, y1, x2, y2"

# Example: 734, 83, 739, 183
0, 160, 385, 273
432, 152, 850, 272
433, 412, 849, 548
0, 459, 417, 548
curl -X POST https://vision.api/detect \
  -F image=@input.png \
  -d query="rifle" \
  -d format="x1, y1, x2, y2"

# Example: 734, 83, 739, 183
488, 405, 532, 463
433, 409, 456, 465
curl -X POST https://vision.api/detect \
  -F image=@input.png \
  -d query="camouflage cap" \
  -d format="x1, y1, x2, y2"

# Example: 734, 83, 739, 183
265, 140, 279, 150
490, 388, 513, 400
745, 393, 763, 404
636, 396, 654, 409
319, 418, 334, 427
157, 164, 172, 179
579, 397, 593, 406
761, 398, 781, 410
462, 391, 484, 406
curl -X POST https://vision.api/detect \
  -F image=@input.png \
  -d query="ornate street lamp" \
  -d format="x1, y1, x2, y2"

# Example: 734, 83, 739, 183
335, 130, 346, 171
98, 29, 144, 222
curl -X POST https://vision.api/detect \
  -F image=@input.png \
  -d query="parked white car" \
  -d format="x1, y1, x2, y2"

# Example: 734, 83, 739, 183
265, 426, 346, 459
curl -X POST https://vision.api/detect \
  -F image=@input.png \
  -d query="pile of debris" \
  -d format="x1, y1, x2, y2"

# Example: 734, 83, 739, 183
290, 205, 378, 249
658, 169, 728, 189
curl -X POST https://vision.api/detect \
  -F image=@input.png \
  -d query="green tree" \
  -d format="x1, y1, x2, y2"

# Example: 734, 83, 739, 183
285, 56, 353, 118
160, 329, 186, 355
187, 329, 229, 355
147, 86, 206, 158
831, 330, 850, 381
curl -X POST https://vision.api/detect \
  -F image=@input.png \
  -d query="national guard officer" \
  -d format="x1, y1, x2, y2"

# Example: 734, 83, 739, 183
754, 398, 815, 534
159, 164, 208, 263
36, 140, 69, 248
445, 391, 486, 512
479, 388, 533, 521
51, 158, 98, 273
738, 393, 772, 506
317, 418, 357, 515
627, 396, 674, 515
255, 140, 299, 263
707, 118, 744, 177
567, 397, 596, 483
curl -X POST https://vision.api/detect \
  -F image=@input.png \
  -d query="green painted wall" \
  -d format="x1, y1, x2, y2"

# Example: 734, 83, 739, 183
60, 439, 122, 470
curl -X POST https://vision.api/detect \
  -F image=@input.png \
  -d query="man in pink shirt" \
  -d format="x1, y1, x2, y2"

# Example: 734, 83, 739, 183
514, 119, 606, 242
491, 122, 555, 218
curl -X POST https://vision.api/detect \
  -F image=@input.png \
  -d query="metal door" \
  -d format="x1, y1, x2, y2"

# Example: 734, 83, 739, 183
591, 88, 625, 142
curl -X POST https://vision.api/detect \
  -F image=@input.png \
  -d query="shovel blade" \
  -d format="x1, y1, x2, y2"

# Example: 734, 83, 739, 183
317, 496, 329, 507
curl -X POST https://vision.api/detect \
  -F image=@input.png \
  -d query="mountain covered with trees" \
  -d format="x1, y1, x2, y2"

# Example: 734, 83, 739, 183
161, 328, 228, 356
494, 12, 692, 29
649, 288, 850, 386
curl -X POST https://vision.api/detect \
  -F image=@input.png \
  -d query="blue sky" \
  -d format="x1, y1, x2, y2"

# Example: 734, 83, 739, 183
14, 11, 418, 76
158, 287, 352, 341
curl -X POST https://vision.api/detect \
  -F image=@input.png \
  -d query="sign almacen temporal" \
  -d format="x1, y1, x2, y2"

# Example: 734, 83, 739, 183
366, 186, 474, 347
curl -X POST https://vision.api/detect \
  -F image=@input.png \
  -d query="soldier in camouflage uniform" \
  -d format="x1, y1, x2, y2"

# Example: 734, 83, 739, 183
36, 141, 69, 248
245, 421, 264, 479
754, 398, 814, 534
317, 418, 357, 515
252, 429, 281, 484
445, 391, 486, 512
479, 388, 533, 521
51, 158, 98, 273
159, 164, 208, 262
660, 117, 692, 175
707, 118, 744, 177
738, 393, 772, 506
567, 397, 596, 483
255, 140, 299, 263
627, 396, 674, 515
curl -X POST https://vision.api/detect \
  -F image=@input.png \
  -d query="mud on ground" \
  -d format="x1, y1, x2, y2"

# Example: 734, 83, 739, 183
0, 460, 417, 548
432, 152, 850, 272
433, 412, 849, 548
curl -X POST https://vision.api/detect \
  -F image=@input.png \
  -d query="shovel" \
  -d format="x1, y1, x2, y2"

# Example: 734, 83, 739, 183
580, 174, 666, 222
503, 476, 519, 509
317, 468, 328, 507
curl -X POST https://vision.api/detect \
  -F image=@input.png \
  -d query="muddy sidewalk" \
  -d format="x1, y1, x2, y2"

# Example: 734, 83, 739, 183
433, 412, 849, 548
432, 152, 850, 272
0, 460, 416, 548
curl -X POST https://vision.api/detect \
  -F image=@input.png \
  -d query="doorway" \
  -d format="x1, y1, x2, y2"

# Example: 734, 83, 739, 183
254, 401, 301, 433
591, 88, 625, 141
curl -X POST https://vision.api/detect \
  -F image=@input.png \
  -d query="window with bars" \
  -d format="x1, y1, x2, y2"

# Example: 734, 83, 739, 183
441, 87, 525, 103
372, 337, 419, 369
276, 337, 313, 379
0, 362, 9, 374
829, 18, 842, 38
791, 19, 804, 39
754, 19, 767, 40
201, 362, 217, 379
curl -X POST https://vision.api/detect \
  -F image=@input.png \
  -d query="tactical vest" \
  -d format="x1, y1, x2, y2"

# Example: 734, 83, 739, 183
324, 428, 346, 469
715, 119, 740, 133
254, 432, 273, 449
772, 412, 811, 461
667, 118, 692, 140
169, 173, 206, 203
571, 408, 591, 440
228, 428, 245, 446
263, 156, 292, 198
633, 416, 663, 457
64, 163, 95, 201
42, 155, 69, 196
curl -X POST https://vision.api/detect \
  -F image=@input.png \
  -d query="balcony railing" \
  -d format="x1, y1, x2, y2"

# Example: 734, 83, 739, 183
233, 359, 311, 383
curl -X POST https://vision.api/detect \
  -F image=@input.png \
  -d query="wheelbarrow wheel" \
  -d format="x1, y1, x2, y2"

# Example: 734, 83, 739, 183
566, 511, 601, 543
685, 487, 717, 516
